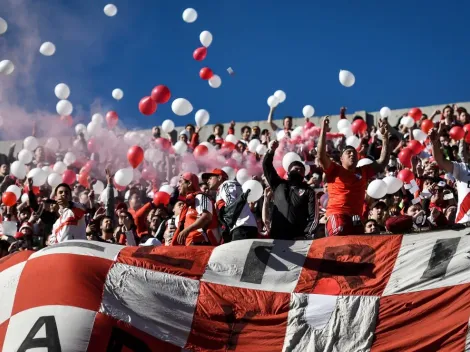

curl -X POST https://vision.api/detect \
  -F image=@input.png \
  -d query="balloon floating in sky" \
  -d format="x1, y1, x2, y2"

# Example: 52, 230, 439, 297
139, 96, 157, 116
274, 90, 286, 103
172, 98, 193, 116
56, 100, 73, 116
302, 105, 315, 118
151, 85, 171, 104
55, 83, 70, 100
200, 67, 213, 80
112, 88, 124, 101
267, 96, 279, 108
0, 60, 14, 75
182, 8, 198, 23
208, 75, 221, 88
104, 4, 118, 17
339, 69, 355, 87
39, 42, 56, 56
193, 47, 207, 61
200, 30, 213, 47
195, 109, 210, 127
227, 67, 234, 76
0, 17, 7, 35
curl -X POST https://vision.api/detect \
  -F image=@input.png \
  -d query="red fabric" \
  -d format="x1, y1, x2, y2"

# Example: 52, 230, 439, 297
326, 214, 364, 236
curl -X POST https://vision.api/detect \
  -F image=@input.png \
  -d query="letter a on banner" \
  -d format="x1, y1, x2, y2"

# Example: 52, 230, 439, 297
17, 316, 62, 352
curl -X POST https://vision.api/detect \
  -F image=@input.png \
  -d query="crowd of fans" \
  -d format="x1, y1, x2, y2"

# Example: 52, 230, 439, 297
0, 104, 468, 257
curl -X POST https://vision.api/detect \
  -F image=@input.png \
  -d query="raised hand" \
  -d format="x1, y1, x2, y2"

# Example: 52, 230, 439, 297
321, 116, 330, 130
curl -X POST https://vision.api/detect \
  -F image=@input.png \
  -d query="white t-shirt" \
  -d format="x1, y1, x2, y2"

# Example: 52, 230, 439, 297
217, 180, 257, 229
452, 162, 470, 223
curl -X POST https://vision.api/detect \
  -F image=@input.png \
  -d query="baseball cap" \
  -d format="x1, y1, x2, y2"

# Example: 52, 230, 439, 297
181, 172, 200, 191
288, 161, 305, 172
370, 201, 387, 209
341, 145, 357, 155
202, 168, 228, 181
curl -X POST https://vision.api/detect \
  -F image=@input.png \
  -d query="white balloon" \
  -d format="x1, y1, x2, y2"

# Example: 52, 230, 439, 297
39, 42, 56, 56
93, 180, 105, 194
92, 113, 104, 125
45, 137, 60, 152
171, 98, 193, 116
0, 17, 7, 35
99, 188, 118, 203
267, 96, 279, 108
236, 168, 251, 185
367, 179, 387, 199
23, 136, 38, 151
401, 116, 415, 128
199, 141, 215, 151
0, 60, 14, 75
54, 83, 70, 100
47, 173, 62, 188
383, 176, 403, 194
161, 119, 175, 133
277, 130, 287, 141
115, 168, 133, 187
21, 193, 29, 203
200, 30, 213, 47
225, 134, 238, 144
53, 161, 67, 175
42, 166, 52, 175
104, 4, 118, 17
195, 109, 210, 127
242, 180, 263, 202
340, 127, 353, 138
274, 90, 286, 103
413, 129, 427, 142
28, 168, 47, 186
357, 158, 373, 167
282, 152, 301, 171
6, 185, 21, 199
208, 75, 222, 88
182, 8, 197, 23
75, 123, 86, 135
173, 141, 188, 155
380, 107, 392, 119
112, 88, 124, 100
160, 184, 174, 195
302, 105, 315, 118
63, 152, 76, 166
87, 122, 102, 136
56, 100, 73, 116
248, 139, 260, 153
10, 161, 26, 179
346, 135, 360, 148
18, 149, 33, 164
222, 166, 236, 180
339, 69, 355, 88
256, 144, 267, 155
337, 119, 351, 130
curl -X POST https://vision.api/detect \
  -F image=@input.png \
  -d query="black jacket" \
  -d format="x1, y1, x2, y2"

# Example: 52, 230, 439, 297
263, 151, 318, 240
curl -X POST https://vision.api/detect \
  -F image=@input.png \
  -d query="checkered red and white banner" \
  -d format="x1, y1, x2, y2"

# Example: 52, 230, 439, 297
1, 228, 470, 351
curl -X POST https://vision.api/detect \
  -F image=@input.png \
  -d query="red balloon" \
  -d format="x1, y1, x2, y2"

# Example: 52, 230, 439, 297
449, 126, 465, 141
463, 124, 470, 143
193, 47, 208, 61
127, 146, 144, 169
78, 173, 89, 188
151, 85, 171, 104
409, 108, 423, 122
398, 148, 413, 168
24, 185, 40, 195
199, 67, 214, 80
113, 179, 126, 191
141, 167, 157, 181
421, 119, 434, 134
62, 170, 76, 185
408, 140, 424, 155
276, 167, 286, 179
139, 96, 158, 116
221, 141, 235, 151
153, 191, 171, 206
87, 138, 99, 153
351, 119, 367, 134
155, 138, 171, 151
60, 115, 73, 127
193, 145, 209, 158
106, 111, 119, 129
225, 158, 238, 168
397, 168, 415, 184
2, 192, 16, 206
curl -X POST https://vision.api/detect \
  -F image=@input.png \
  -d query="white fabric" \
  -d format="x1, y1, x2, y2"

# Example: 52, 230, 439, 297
3, 305, 96, 352
99, 263, 199, 348
195, 193, 213, 214
50, 204, 87, 244
202, 239, 311, 293
282, 294, 379, 352
30, 239, 122, 261
452, 162, 470, 223
0, 262, 26, 324
217, 180, 258, 229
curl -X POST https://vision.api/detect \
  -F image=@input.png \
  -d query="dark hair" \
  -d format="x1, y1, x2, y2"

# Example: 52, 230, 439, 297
284, 116, 293, 123
241, 125, 251, 133
443, 105, 452, 112
365, 219, 379, 226
207, 134, 216, 142
100, 216, 112, 226
261, 129, 270, 136
123, 211, 136, 229
199, 182, 208, 188
52, 183, 72, 197
185, 124, 195, 130
214, 124, 224, 133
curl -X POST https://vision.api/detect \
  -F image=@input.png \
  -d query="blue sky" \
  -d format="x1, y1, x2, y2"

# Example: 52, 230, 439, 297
2, 0, 470, 131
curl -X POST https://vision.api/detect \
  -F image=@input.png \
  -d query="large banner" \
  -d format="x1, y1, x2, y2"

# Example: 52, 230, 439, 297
1, 228, 470, 351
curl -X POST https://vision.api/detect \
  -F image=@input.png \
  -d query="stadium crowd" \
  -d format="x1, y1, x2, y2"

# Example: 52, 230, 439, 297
0, 104, 468, 257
